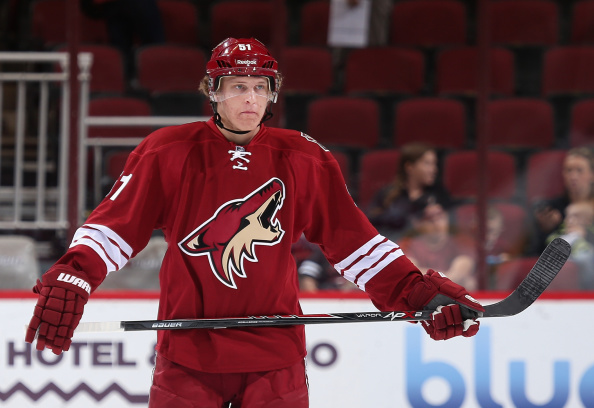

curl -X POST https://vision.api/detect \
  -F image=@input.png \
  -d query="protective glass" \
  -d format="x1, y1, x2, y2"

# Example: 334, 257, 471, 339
211, 77, 276, 103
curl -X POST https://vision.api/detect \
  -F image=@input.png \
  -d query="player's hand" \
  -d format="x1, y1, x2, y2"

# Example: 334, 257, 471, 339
25, 265, 91, 355
407, 269, 484, 341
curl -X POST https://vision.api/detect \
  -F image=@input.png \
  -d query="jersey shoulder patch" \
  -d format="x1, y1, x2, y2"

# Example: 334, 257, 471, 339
298, 132, 329, 152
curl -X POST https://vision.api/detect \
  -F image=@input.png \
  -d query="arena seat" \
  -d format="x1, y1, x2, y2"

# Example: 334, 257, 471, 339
485, 98, 554, 149
136, 44, 206, 116
210, 1, 276, 47
524, 149, 566, 205
31, 0, 108, 47
281, 47, 333, 95
443, 151, 517, 201
542, 46, 594, 96
345, 47, 425, 95
57, 45, 125, 94
307, 97, 380, 149
569, 99, 594, 147
570, 0, 594, 44
299, 0, 330, 46
136, 45, 206, 93
390, 0, 467, 47
393, 98, 466, 148
436, 47, 515, 96
357, 149, 400, 210
281, 46, 334, 131
489, 0, 558, 46
157, 0, 200, 46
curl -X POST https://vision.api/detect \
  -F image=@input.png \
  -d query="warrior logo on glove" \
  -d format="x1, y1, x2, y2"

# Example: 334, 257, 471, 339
56, 272, 92, 294
25, 265, 92, 355
179, 178, 285, 289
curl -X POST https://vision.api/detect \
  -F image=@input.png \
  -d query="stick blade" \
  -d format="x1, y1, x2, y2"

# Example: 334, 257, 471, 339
484, 237, 571, 317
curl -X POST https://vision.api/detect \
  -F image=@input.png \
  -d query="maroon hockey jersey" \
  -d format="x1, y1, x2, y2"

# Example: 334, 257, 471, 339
57, 118, 422, 373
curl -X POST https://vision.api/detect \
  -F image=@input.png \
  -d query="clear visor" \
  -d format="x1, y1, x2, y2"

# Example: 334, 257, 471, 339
210, 77, 277, 103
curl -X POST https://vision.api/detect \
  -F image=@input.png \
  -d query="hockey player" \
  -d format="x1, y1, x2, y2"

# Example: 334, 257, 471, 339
25, 38, 484, 407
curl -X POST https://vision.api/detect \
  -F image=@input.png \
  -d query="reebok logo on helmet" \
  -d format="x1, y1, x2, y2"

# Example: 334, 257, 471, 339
235, 59, 257, 65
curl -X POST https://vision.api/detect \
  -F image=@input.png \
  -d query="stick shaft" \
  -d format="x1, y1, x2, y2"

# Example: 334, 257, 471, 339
74, 311, 433, 333
73, 238, 571, 334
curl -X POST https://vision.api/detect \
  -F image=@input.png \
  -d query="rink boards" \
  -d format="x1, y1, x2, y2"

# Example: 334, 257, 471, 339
1, 292, 593, 408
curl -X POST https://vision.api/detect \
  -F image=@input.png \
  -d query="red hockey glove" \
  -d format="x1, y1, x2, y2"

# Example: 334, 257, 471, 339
25, 265, 91, 355
407, 270, 484, 341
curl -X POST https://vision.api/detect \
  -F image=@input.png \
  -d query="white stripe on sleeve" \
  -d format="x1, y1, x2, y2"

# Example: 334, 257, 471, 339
70, 224, 133, 273
334, 234, 404, 291
71, 237, 119, 273
84, 223, 133, 256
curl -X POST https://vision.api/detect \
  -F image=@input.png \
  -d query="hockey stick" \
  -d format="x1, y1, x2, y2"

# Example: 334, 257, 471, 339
73, 237, 571, 333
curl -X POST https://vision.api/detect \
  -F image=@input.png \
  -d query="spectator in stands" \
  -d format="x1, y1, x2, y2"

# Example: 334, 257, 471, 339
399, 197, 477, 291
529, 147, 594, 255
546, 200, 594, 289
470, 206, 524, 266
466, 205, 528, 289
367, 143, 451, 241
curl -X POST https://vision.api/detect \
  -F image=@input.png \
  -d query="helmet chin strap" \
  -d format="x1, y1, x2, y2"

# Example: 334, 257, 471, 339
211, 102, 274, 135
213, 112, 251, 135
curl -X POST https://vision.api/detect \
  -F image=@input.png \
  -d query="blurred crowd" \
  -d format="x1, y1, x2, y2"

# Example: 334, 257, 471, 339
294, 144, 594, 293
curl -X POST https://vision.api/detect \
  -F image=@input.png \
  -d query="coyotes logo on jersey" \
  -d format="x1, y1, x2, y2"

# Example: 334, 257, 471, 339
178, 178, 285, 289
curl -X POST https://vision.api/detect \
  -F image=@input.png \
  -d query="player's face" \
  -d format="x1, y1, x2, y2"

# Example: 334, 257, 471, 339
215, 76, 270, 138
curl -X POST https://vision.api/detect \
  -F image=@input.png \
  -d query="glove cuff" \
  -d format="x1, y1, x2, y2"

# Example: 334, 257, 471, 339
38, 265, 93, 300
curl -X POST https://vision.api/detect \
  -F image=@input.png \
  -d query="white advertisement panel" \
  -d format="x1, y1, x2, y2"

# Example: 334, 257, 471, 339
1, 295, 594, 407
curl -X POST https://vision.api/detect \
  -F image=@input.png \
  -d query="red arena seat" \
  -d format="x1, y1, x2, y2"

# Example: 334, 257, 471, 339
307, 97, 380, 149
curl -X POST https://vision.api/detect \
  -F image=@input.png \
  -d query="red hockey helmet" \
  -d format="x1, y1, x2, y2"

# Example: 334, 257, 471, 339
206, 38, 280, 103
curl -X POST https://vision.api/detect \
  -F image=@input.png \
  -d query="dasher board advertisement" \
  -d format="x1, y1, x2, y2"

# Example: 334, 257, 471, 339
1, 293, 594, 407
